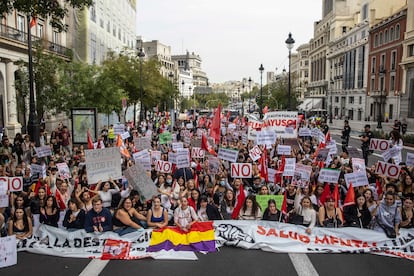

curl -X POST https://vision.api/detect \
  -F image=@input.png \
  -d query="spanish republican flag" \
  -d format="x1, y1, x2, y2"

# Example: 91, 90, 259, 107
147, 221, 216, 253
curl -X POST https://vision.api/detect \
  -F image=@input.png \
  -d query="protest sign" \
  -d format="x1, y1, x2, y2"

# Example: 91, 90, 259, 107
56, 163, 71, 180
249, 145, 262, 161
277, 145, 291, 156
0, 236, 17, 268
295, 163, 312, 181
159, 132, 173, 144
381, 147, 398, 162
134, 137, 151, 150
133, 150, 150, 161
299, 128, 311, 137
315, 148, 330, 161
0, 178, 8, 207
123, 163, 157, 200
262, 111, 298, 138
121, 131, 130, 140
191, 147, 205, 159
168, 152, 177, 164
407, 152, 414, 167
230, 163, 252, 178
351, 158, 366, 173
30, 163, 46, 179
256, 195, 284, 212
190, 138, 202, 148
85, 147, 122, 184
208, 156, 220, 174
256, 130, 276, 146
34, 146, 52, 158
136, 158, 151, 171
176, 150, 190, 169
369, 138, 389, 151
172, 142, 184, 151
282, 158, 296, 177
284, 139, 301, 150
155, 160, 173, 173
217, 148, 239, 163
318, 168, 341, 183
375, 161, 400, 179
344, 171, 369, 188
151, 151, 161, 165
113, 124, 124, 135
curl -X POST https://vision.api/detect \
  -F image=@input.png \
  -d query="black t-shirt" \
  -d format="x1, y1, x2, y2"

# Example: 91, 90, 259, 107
362, 131, 374, 148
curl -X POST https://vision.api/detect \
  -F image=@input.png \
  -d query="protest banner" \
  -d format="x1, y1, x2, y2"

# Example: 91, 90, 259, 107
217, 148, 239, 163
230, 163, 252, 178
56, 163, 71, 180
0, 236, 17, 268
155, 160, 173, 174
375, 161, 400, 179
277, 145, 291, 156
85, 147, 122, 184
191, 147, 205, 159
134, 137, 151, 151
123, 163, 157, 200
369, 138, 390, 151
282, 158, 296, 177
249, 145, 262, 161
255, 130, 276, 146
34, 146, 52, 158
318, 168, 341, 183
344, 171, 370, 188
256, 195, 284, 212
159, 132, 173, 144
151, 151, 161, 165
407, 152, 414, 167
262, 111, 298, 138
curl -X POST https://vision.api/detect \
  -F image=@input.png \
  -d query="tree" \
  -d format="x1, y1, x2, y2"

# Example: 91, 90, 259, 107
0, 0, 93, 32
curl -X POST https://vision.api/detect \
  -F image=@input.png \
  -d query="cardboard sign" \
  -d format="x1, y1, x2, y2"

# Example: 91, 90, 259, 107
318, 168, 341, 183
406, 152, 414, 167
344, 172, 369, 188
230, 163, 252, 178
123, 163, 157, 200
282, 158, 296, 177
249, 146, 262, 162
375, 161, 400, 179
351, 158, 366, 173
299, 128, 312, 137
85, 147, 122, 184
34, 146, 52, 158
155, 160, 172, 173
369, 138, 389, 151
0, 236, 17, 268
56, 163, 71, 180
191, 147, 205, 159
277, 145, 292, 156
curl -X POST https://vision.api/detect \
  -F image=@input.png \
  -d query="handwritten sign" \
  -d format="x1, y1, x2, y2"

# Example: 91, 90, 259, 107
318, 168, 341, 184
123, 163, 157, 201
85, 147, 122, 184
217, 148, 239, 163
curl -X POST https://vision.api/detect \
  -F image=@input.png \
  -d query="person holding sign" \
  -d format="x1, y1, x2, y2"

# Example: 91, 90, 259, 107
388, 130, 403, 165
90, 179, 120, 209
8, 207, 32, 240
262, 199, 281, 221
292, 188, 316, 234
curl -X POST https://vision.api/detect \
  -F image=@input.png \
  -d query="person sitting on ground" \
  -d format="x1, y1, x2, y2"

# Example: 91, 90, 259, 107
399, 196, 414, 229
174, 196, 198, 232
318, 196, 343, 228
238, 195, 262, 220
84, 197, 113, 233
292, 188, 316, 234
39, 195, 60, 228
8, 207, 32, 240
262, 199, 281, 221
343, 193, 371, 228
197, 195, 222, 221
146, 195, 169, 229
63, 198, 86, 231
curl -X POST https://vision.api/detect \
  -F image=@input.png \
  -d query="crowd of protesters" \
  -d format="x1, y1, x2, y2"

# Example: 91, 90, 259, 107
0, 112, 413, 241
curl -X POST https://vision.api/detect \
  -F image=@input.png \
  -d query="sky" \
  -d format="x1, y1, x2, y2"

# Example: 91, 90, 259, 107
137, 0, 322, 84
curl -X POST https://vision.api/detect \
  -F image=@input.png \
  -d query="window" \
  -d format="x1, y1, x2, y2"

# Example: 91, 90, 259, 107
106, 20, 110, 32
361, 30, 366, 38
349, 96, 354, 104
371, 77, 375, 91
359, 96, 362, 104
17, 14, 25, 32
409, 44, 414, 57
379, 32, 383, 45
390, 27, 394, 40
384, 29, 388, 43
53, 31, 59, 44
390, 75, 395, 91
374, 34, 378, 48
371, 57, 376, 74
389, 105, 394, 120
396, 24, 400, 40
100, 19, 104, 28
90, 6, 96, 22
362, 3, 368, 20
391, 51, 396, 71
380, 54, 386, 70
37, 23, 44, 38
335, 96, 339, 103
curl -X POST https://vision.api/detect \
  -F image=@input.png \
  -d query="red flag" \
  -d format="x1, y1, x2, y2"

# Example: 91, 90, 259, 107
279, 191, 287, 222
226, 111, 231, 121
333, 183, 340, 208
260, 146, 268, 183
325, 131, 331, 143
279, 155, 286, 171
343, 183, 355, 207
55, 189, 67, 210
87, 129, 94, 149
241, 116, 246, 126
232, 116, 239, 125
231, 184, 246, 219
116, 134, 131, 158
319, 183, 331, 206
376, 178, 383, 199
210, 104, 221, 144
201, 133, 217, 156
30, 17, 37, 28
33, 178, 42, 194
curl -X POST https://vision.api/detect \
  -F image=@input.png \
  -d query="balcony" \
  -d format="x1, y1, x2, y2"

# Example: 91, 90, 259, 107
0, 24, 72, 59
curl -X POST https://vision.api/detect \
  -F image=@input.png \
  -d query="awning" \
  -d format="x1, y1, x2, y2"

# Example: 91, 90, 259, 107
297, 98, 323, 112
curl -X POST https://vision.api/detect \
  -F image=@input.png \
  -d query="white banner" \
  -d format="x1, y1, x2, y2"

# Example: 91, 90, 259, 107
262, 111, 298, 138
213, 221, 414, 261
344, 171, 369, 188
277, 145, 291, 156
155, 160, 173, 174
249, 146, 262, 162
375, 161, 400, 179
282, 158, 296, 177
85, 148, 122, 184
230, 163, 252, 178
0, 236, 17, 268
34, 146, 52, 158
217, 148, 239, 163
318, 169, 341, 183
255, 130, 276, 146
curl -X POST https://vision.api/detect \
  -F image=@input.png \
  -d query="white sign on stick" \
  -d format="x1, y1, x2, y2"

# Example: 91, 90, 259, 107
277, 145, 292, 156
282, 158, 296, 176
375, 161, 400, 179
155, 160, 173, 173
344, 172, 369, 188
217, 148, 239, 163
85, 147, 122, 184
318, 168, 341, 183
249, 146, 262, 161
191, 147, 205, 159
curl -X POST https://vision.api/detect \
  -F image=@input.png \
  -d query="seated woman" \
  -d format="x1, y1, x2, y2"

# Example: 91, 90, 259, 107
292, 188, 316, 234
238, 195, 262, 220
39, 195, 60, 227
262, 199, 281, 221
146, 195, 169, 229
174, 197, 198, 232
63, 198, 86, 231
113, 197, 147, 236
343, 193, 371, 228
318, 196, 343, 228
399, 196, 413, 229
8, 207, 32, 240
371, 191, 402, 237
220, 189, 236, 220
90, 179, 120, 209
197, 195, 222, 221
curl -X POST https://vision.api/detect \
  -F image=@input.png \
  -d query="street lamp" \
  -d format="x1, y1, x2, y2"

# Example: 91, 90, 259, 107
189, 86, 195, 125
329, 80, 334, 124
285, 33, 295, 111
248, 77, 252, 113
27, 14, 40, 146
168, 71, 175, 128
377, 68, 386, 129
137, 41, 145, 122
259, 64, 264, 118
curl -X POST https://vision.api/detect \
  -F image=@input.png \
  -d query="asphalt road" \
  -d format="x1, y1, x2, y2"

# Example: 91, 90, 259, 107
2, 247, 414, 276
